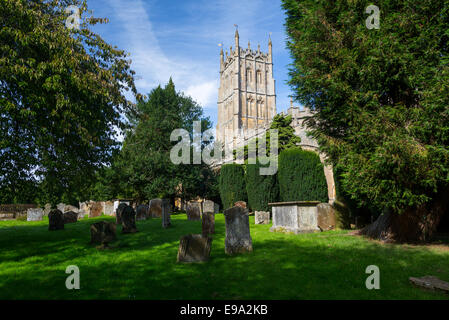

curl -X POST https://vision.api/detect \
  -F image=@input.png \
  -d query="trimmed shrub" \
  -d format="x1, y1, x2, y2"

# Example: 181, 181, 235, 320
246, 160, 279, 211
219, 164, 247, 210
278, 148, 328, 202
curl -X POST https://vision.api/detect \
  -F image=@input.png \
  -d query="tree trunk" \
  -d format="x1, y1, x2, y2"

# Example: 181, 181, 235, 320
359, 187, 449, 243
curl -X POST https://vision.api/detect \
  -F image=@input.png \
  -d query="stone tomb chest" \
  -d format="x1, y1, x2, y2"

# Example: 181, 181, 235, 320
269, 201, 321, 234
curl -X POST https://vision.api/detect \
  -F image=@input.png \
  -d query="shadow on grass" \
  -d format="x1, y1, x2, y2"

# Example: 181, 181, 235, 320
0, 215, 448, 300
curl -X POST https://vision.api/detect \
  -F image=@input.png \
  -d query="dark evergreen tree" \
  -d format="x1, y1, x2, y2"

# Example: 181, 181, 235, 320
219, 164, 247, 210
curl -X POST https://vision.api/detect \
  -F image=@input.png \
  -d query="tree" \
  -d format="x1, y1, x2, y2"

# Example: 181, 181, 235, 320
246, 160, 279, 211
283, 0, 449, 241
278, 148, 328, 203
118, 79, 213, 203
219, 164, 247, 210
0, 0, 138, 206
241, 113, 301, 159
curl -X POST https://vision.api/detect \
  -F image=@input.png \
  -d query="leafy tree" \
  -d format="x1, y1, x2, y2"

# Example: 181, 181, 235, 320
283, 0, 449, 241
219, 164, 247, 210
0, 0, 138, 206
241, 114, 301, 159
118, 79, 213, 203
278, 148, 328, 203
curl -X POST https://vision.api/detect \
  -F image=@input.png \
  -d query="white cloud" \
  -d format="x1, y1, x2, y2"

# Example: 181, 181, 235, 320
185, 80, 219, 109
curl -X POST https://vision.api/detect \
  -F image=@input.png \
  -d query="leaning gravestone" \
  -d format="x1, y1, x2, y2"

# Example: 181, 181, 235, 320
121, 205, 138, 233
27, 208, 44, 221
177, 234, 212, 263
90, 221, 116, 248
162, 199, 171, 228
48, 209, 64, 231
63, 211, 78, 224
136, 204, 149, 221
116, 203, 127, 225
202, 212, 215, 236
224, 206, 253, 255
186, 201, 202, 221
149, 199, 162, 218
255, 211, 270, 225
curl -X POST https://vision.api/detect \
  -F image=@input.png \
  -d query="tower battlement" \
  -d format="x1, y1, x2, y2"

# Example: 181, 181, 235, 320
216, 30, 276, 146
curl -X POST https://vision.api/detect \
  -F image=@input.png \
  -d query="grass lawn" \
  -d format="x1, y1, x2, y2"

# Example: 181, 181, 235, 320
0, 214, 448, 300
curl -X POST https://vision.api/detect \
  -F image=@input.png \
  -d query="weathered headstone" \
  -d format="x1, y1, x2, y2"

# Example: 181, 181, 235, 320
177, 234, 212, 263
64, 205, 79, 213
116, 203, 127, 225
136, 204, 149, 221
90, 221, 116, 247
57, 203, 66, 212
103, 201, 115, 216
48, 209, 64, 231
317, 203, 336, 231
224, 206, 253, 255
121, 205, 138, 233
43, 203, 52, 216
89, 201, 103, 218
202, 212, 215, 235
202, 200, 219, 214
162, 199, 171, 228
63, 211, 78, 224
27, 208, 44, 221
255, 211, 270, 225
234, 201, 247, 209
186, 201, 202, 221
270, 201, 321, 234
149, 198, 162, 218
78, 201, 89, 219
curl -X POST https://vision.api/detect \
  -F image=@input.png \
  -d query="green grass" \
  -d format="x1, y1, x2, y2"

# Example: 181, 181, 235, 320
0, 214, 448, 300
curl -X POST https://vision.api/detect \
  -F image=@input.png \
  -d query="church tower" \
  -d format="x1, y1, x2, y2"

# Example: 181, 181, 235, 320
216, 30, 276, 150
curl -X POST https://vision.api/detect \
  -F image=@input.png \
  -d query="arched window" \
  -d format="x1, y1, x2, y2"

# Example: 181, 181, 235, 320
256, 70, 262, 84
246, 68, 253, 83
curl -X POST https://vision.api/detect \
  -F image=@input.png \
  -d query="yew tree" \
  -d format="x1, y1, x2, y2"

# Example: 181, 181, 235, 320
0, 0, 138, 205
283, 0, 449, 241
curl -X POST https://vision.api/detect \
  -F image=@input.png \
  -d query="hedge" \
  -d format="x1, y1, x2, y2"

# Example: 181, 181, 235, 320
278, 148, 328, 202
246, 160, 279, 211
219, 164, 247, 210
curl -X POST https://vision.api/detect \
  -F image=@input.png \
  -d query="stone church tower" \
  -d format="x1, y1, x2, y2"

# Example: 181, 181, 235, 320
216, 30, 276, 147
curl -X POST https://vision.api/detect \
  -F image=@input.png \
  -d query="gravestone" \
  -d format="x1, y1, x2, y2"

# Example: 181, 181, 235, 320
234, 201, 247, 209
224, 206, 253, 255
317, 203, 336, 231
186, 201, 202, 221
64, 205, 79, 213
89, 201, 103, 218
255, 211, 270, 225
202, 212, 215, 236
27, 208, 44, 221
136, 204, 149, 221
48, 209, 64, 231
43, 203, 52, 216
162, 199, 171, 228
121, 205, 138, 233
78, 201, 89, 219
57, 203, 66, 212
202, 200, 219, 214
116, 203, 127, 225
149, 199, 162, 218
103, 201, 115, 216
177, 234, 212, 263
269, 201, 321, 234
63, 211, 78, 224
90, 221, 116, 247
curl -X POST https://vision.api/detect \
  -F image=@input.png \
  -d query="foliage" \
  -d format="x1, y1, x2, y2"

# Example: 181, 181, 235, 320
278, 148, 328, 202
245, 160, 279, 211
0, 0, 138, 206
219, 164, 247, 209
116, 79, 213, 202
282, 0, 449, 213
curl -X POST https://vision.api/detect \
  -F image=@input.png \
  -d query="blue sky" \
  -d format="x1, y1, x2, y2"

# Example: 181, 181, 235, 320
87, 0, 297, 127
